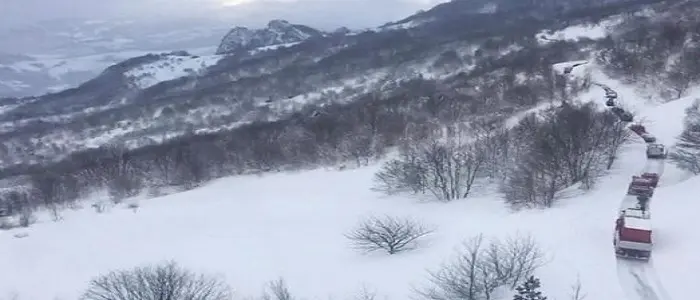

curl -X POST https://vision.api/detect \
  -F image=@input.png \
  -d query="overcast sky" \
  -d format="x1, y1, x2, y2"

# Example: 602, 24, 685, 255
0, 0, 448, 30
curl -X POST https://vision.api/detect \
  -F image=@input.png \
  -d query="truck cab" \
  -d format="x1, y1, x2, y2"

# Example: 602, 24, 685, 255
646, 143, 667, 159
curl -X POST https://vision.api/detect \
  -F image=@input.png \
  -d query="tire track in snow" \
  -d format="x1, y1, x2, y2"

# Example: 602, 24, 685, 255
592, 82, 673, 300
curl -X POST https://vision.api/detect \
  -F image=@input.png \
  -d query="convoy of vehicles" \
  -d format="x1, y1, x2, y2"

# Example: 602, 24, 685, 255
602, 84, 664, 262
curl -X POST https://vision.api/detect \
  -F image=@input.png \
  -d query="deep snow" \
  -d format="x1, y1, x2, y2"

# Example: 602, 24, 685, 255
1, 64, 699, 300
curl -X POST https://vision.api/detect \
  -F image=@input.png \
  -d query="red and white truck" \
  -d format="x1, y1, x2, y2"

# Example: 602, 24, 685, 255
627, 176, 655, 198
614, 208, 652, 260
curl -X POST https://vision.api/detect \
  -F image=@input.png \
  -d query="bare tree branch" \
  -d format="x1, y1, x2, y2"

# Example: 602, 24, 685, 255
418, 234, 545, 300
345, 215, 435, 254
81, 261, 232, 300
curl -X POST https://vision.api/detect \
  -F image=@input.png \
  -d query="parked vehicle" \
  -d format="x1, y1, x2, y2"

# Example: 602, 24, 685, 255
614, 208, 652, 260
606, 98, 615, 107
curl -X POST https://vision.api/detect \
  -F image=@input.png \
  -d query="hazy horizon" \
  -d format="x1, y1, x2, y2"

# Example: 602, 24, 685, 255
0, 0, 448, 30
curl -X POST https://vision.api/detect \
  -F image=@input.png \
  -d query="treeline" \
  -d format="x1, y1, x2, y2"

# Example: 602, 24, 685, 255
596, 3, 700, 99
670, 98, 700, 174
20, 235, 560, 300
374, 101, 631, 207
0, 70, 559, 221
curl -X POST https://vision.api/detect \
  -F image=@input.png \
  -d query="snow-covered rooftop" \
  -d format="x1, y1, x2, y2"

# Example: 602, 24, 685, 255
624, 216, 652, 230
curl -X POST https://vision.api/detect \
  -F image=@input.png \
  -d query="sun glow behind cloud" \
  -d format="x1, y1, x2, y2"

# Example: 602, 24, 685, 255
221, 0, 256, 6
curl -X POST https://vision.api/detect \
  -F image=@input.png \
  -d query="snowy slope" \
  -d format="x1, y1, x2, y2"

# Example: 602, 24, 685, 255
125, 53, 223, 89
0, 47, 219, 97
2, 70, 699, 300
536, 17, 624, 43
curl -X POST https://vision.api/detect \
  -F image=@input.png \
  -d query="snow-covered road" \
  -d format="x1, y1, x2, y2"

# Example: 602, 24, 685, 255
617, 260, 673, 300
595, 81, 673, 300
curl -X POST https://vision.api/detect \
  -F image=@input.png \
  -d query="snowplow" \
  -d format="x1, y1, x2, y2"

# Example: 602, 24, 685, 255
646, 143, 666, 159
614, 208, 652, 260
627, 176, 655, 197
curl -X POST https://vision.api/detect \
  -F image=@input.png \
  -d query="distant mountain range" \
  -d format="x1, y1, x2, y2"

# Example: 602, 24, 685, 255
0, 18, 230, 98
0, 0, 697, 175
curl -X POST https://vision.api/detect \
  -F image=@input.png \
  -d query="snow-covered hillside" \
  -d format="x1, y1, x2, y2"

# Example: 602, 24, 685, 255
0, 47, 219, 98
536, 16, 625, 44
2, 60, 699, 300
126, 53, 223, 89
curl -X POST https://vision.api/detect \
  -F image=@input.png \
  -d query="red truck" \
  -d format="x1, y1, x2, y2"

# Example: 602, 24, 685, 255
614, 208, 652, 260
628, 124, 656, 142
627, 176, 655, 197
640, 173, 659, 188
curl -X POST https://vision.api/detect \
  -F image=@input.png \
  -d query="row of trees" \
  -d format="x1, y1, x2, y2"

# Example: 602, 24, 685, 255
1, 90, 626, 222
0, 55, 568, 221
596, 5, 700, 99
374, 101, 631, 207
670, 99, 700, 174
69, 233, 580, 300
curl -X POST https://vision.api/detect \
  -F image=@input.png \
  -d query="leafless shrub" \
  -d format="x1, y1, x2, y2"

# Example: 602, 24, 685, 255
345, 215, 435, 254
352, 284, 378, 300
127, 203, 140, 213
261, 278, 295, 300
18, 208, 34, 228
418, 234, 545, 300
92, 202, 106, 213
670, 99, 700, 174
569, 276, 586, 300
374, 138, 486, 201
81, 261, 232, 300
48, 204, 63, 222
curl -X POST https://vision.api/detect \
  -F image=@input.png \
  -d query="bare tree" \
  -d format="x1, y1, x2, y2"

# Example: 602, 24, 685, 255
345, 215, 435, 254
81, 261, 232, 300
670, 99, 700, 174
261, 278, 295, 300
418, 234, 544, 300
501, 103, 630, 208
666, 50, 700, 99
373, 152, 427, 195
569, 276, 586, 300
374, 137, 487, 201
18, 207, 34, 228
48, 204, 63, 222
353, 284, 378, 300
482, 234, 545, 289
600, 112, 633, 170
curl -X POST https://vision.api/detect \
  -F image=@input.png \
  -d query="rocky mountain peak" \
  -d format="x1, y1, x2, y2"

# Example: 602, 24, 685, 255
267, 19, 292, 30
215, 19, 325, 55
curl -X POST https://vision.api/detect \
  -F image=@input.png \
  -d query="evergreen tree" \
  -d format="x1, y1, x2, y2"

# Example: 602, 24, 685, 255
513, 276, 547, 300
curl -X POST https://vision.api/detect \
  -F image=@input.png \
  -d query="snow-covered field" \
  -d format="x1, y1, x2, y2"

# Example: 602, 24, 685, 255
1, 63, 699, 300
